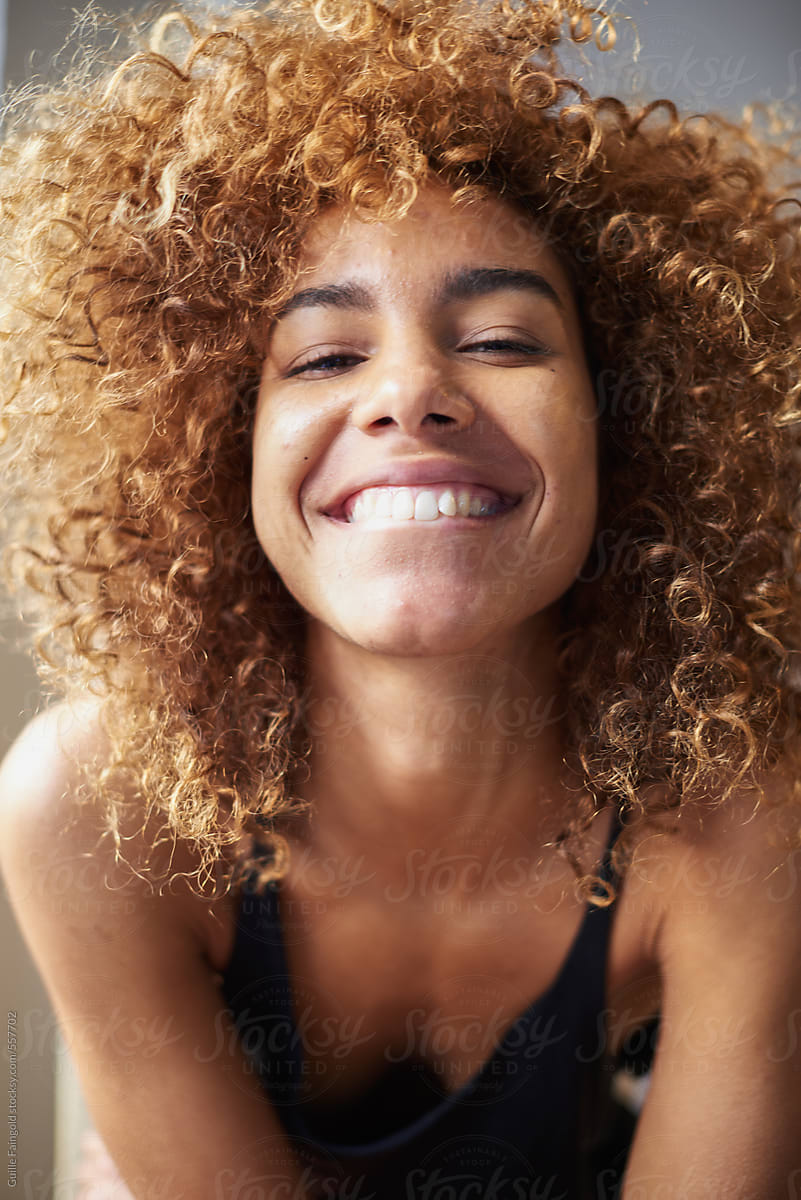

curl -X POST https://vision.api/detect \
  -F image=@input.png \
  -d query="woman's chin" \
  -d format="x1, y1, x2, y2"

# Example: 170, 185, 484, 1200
320, 593, 525, 659
346, 625, 484, 658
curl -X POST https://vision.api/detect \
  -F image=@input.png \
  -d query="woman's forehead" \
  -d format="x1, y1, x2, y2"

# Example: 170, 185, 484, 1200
292, 185, 571, 292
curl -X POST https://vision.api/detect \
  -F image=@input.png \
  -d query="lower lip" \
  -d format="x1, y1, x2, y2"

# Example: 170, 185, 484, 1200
323, 509, 517, 530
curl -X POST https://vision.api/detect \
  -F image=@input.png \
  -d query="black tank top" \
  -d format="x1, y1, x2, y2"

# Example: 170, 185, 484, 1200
221, 809, 654, 1199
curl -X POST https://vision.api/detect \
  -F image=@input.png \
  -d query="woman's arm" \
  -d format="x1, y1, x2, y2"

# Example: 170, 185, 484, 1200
622, 783, 801, 1198
0, 705, 312, 1200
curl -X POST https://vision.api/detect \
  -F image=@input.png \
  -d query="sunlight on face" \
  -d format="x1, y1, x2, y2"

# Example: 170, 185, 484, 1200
252, 185, 598, 659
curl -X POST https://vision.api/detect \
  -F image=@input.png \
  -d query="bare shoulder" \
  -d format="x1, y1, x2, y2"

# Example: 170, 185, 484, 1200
0, 700, 112, 840
605, 776, 801, 1051
621, 778, 801, 1191
2, 698, 162, 882
0, 700, 233, 971
628, 772, 801, 935
0, 700, 112, 892
0, 703, 297, 1193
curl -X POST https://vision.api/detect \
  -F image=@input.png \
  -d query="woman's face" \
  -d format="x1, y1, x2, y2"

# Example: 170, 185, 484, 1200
252, 186, 598, 657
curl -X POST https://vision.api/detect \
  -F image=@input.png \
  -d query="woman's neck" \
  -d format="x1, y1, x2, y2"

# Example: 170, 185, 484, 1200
291, 611, 584, 862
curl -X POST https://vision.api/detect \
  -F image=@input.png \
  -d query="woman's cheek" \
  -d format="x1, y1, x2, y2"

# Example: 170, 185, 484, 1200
251, 393, 331, 534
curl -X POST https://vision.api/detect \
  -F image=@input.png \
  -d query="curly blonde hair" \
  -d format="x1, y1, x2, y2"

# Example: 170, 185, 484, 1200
2, 0, 800, 897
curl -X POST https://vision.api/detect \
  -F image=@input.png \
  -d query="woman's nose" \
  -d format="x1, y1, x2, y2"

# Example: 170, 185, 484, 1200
351, 354, 476, 435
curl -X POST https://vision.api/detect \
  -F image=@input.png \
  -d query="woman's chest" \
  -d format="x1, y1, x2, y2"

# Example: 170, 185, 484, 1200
203, 837, 663, 1105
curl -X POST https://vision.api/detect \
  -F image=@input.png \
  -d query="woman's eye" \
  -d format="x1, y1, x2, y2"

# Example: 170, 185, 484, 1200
461, 337, 550, 360
286, 352, 364, 378
284, 337, 549, 378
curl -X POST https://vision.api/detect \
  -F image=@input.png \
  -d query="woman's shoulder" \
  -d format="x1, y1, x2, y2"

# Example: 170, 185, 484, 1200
605, 774, 801, 1067
617, 776, 801, 1192
0, 699, 155, 874
621, 773, 801, 992
0, 700, 236, 968
0, 703, 291, 1192
0, 700, 110, 868
629, 775, 800, 911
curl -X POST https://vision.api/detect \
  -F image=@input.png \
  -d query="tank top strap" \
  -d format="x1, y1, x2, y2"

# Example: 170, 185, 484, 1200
592, 802, 625, 903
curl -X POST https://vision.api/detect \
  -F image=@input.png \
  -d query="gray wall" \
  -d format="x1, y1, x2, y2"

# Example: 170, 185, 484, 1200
0, 0, 799, 1197
578, 0, 801, 112
4, 3, 78, 85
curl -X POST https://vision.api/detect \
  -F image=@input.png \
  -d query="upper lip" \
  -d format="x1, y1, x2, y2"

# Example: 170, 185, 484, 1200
320, 458, 526, 519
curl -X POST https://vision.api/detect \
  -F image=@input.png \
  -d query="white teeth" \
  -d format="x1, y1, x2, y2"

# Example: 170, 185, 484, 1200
375, 491, 393, 518
438, 490, 457, 517
392, 490, 415, 520
414, 490, 440, 521
345, 485, 507, 524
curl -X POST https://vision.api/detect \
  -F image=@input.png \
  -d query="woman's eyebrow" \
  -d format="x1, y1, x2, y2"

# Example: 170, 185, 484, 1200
440, 266, 565, 312
274, 265, 564, 321
275, 282, 374, 320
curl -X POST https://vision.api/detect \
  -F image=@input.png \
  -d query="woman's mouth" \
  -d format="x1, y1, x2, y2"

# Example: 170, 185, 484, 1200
334, 483, 519, 524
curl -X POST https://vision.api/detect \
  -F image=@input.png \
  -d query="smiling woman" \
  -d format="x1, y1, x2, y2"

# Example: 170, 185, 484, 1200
253, 189, 598, 657
0, 1, 800, 1198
